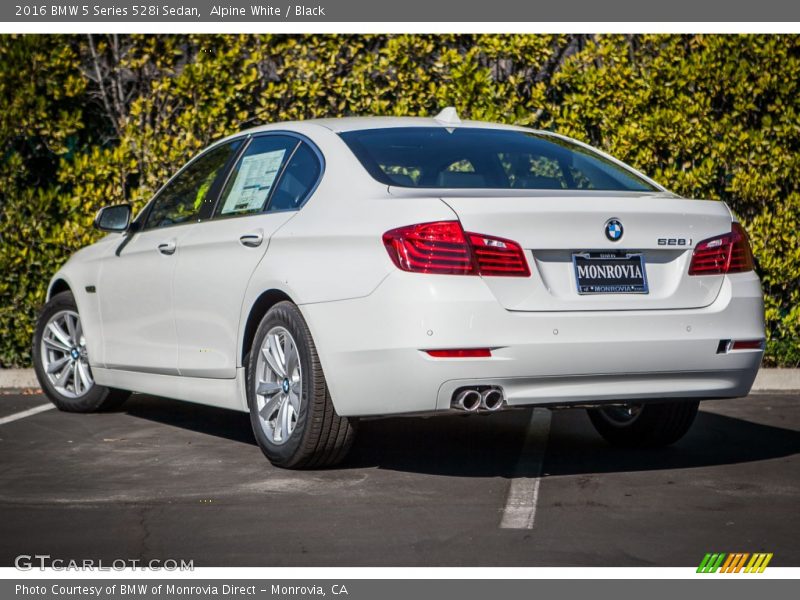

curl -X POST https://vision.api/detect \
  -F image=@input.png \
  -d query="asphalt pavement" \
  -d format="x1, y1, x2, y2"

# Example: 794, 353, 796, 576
0, 391, 797, 567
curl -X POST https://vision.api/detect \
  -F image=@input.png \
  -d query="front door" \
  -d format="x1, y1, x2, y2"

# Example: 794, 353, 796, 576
97, 139, 242, 374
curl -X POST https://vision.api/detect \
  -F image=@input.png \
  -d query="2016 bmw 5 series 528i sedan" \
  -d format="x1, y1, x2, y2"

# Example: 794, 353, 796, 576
32, 108, 765, 468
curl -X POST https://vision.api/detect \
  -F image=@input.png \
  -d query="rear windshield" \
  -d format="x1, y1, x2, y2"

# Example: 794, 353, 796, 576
340, 127, 657, 192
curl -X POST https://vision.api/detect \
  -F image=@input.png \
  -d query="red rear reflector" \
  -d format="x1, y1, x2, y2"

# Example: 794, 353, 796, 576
731, 340, 764, 350
383, 221, 529, 277
425, 348, 492, 358
689, 223, 755, 275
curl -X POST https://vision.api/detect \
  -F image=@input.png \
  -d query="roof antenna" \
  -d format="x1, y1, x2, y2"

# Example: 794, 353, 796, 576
434, 106, 461, 126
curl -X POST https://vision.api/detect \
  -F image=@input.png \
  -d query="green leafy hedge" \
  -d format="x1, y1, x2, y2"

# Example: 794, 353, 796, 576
1, 34, 798, 367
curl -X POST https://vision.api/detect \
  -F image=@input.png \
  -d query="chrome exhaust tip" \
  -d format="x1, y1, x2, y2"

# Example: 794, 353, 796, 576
480, 388, 504, 412
453, 389, 482, 412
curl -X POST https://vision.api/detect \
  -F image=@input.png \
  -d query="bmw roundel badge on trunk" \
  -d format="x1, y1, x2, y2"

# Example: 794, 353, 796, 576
605, 219, 624, 241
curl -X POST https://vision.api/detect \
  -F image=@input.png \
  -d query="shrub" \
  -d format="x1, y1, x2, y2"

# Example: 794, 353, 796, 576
1, 34, 797, 367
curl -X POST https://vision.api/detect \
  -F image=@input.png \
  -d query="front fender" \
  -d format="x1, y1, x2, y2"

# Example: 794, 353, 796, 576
44, 239, 116, 368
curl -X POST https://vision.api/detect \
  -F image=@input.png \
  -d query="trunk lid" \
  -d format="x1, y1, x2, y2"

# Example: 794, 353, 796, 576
438, 193, 731, 311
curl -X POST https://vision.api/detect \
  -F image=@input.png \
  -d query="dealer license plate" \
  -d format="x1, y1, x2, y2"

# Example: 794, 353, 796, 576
572, 252, 649, 294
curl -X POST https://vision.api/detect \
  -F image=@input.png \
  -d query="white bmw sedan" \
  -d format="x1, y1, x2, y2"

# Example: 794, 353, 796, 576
33, 109, 765, 468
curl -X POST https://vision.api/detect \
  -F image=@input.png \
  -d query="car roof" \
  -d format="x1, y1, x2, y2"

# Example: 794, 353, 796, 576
307, 115, 537, 133
231, 115, 542, 136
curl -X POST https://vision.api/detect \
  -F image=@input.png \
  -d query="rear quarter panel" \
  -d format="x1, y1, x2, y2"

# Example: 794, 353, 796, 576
238, 124, 460, 365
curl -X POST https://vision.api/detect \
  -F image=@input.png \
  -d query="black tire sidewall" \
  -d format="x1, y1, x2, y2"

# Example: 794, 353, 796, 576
587, 400, 699, 447
246, 302, 316, 467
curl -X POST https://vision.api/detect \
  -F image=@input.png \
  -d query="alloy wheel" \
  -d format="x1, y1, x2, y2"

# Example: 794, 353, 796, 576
255, 326, 303, 445
40, 309, 94, 398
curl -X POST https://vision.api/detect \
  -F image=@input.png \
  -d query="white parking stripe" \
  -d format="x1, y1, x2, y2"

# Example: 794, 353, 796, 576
0, 403, 55, 426
500, 408, 552, 529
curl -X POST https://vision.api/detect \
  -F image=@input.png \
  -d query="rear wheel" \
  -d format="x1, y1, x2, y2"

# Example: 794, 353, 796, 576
587, 400, 699, 447
246, 301, 356, 469
32, 291, 130, 412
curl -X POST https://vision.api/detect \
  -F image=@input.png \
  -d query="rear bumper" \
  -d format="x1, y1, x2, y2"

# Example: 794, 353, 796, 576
300, 271, 765, 417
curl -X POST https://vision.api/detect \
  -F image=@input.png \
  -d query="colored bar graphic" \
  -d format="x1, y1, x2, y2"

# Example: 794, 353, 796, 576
721, 554, 736, 573
757, 553, 773, 573
711, 553, 726, 572
698, 552, 772, 573
734, 553, 749, 572
745, 554, 759, 572
720, 554, 739, 573
697, 553, 713, 573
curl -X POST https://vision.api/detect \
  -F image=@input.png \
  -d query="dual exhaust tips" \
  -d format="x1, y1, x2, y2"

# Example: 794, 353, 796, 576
452, 387, 505, 413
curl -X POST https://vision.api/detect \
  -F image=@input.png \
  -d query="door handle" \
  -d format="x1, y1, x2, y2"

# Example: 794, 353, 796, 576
157, 240, 176, 255
239, 231, 264, 248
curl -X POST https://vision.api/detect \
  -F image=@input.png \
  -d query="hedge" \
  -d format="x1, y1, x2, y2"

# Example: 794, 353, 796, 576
0, 34, 798, 367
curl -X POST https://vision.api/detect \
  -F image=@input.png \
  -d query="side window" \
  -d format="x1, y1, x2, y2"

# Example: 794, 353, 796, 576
267, 142, 323, 212
216, 136, 298, 217
144, 140, 240, 229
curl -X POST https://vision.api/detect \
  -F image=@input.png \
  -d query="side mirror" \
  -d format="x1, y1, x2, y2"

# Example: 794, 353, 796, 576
94, 204, 132, 232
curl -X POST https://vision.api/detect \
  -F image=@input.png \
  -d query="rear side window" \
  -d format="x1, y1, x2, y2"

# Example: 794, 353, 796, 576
267, 142, 322, 212
145, 140, 240, 229
340, 127, 656, 192
216, 135, 298, 217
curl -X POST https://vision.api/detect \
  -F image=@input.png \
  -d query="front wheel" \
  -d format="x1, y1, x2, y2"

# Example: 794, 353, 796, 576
246, 301, 356, 469
587, 400, 699, 447
32, 291, 130, 412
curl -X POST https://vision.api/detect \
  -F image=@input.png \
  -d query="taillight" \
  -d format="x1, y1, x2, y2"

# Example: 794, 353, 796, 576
688, 223, 755, 276
382, 221, 474, 275
467, 233, 531, 276
382, 221, 530, 277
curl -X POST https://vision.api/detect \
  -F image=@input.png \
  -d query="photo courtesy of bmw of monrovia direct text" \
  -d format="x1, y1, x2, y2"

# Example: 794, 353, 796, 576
0, 1, 798, 598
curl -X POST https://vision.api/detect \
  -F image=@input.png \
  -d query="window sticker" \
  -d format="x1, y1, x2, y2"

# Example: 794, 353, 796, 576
220, 149, 287, 214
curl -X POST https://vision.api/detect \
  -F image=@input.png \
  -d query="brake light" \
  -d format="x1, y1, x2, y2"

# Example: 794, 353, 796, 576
688, 223, 754, 275
383, 221, 530, 277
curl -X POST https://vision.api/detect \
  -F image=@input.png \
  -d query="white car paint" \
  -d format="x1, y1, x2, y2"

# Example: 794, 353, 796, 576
47, 115, 765, 417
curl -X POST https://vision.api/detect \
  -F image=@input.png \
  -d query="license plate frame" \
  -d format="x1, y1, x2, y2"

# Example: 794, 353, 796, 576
572, 252, 649, 295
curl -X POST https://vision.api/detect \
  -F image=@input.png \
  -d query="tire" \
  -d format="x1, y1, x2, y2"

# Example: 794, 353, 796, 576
246, 301, 356, 469
587, 400, 699, 448
32, 291, 130, 412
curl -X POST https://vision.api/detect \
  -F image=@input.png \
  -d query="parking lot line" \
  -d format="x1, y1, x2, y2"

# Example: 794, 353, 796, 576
500, 408, 552, 529
0, 403, 54, 426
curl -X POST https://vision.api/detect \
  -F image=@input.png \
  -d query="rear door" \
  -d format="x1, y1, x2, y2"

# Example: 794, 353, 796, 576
172, 135, 324, 378
441, 193, 732, 311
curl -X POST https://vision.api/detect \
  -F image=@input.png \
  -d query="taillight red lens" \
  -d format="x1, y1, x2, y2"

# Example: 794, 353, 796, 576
383, 221, 530, 277
467, 233, 531, 277
729, 223, 756, 272
688, 223, 755, 276
382, 221, 475, 275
